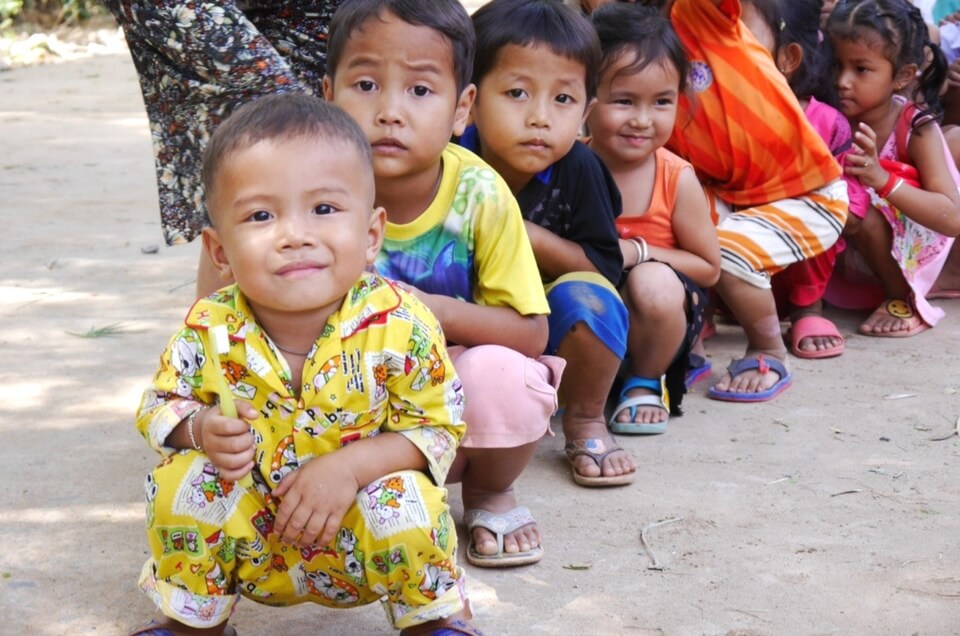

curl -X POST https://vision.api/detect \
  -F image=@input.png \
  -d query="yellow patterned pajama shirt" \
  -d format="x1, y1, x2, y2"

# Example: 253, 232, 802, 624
135, 274, 467, 629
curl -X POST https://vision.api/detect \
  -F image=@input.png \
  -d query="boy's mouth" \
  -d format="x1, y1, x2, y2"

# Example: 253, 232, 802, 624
277, 260, 325, 276
372, 137, 407, 153
521, 138, 550, 152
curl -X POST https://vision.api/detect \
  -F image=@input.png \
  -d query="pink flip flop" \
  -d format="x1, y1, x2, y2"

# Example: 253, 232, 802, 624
858, 299, 930, 338
789, 315, 844, 359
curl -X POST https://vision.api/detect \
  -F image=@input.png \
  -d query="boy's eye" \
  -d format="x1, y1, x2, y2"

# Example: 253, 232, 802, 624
506, 88, 526, 99
249, 210, 272, 222
614, 98, 632, 106
412, 85, 431, 97
312, 204, 336, 216
655, 97, 674, 107
555, 93, 574, 105
356, 80, 376, 92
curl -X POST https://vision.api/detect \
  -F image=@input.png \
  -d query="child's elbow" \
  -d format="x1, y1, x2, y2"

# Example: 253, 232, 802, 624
703, 263, 722, 288
523, 314, 550, 358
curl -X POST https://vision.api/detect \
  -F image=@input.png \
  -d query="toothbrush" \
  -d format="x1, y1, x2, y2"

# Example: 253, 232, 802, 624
212, 325, 254, 488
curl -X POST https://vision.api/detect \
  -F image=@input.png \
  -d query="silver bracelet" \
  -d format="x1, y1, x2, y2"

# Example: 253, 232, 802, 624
887, 178, 905, 198
629, 237, 648, 267
186, 407, 205, 451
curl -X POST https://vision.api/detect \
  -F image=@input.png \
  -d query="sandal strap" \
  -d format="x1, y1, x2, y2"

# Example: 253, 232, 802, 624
620, 375, 662, 397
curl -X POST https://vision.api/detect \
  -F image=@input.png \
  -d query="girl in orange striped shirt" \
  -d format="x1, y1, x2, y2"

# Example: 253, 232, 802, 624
667, 0, 849, 402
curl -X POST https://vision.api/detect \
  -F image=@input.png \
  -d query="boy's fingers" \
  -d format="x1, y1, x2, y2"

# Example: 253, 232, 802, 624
281, 506, 312, 544
236, 401, 259, 420
217, 461, 253, 482
317, 513, 344, 548
300, 513, 328, 547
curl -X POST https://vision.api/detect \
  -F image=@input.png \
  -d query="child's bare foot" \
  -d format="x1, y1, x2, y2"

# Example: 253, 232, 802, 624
614, 386, 668, 425
462, 488, 542, 565
858, 299, 929, 337
789, 304, 844, 359
562, 414, 636, 486
709, 349, 792, 402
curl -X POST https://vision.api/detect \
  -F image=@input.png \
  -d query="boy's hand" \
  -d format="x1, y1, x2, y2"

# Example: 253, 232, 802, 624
272, 454, 361, 548
390, 280, 446, 324
196, 401, 257, 482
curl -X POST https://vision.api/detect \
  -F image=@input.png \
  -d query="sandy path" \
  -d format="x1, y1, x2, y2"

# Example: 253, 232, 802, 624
1, 45, 959, 636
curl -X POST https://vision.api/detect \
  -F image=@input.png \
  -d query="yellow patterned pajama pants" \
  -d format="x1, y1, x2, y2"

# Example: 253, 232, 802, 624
139, 452, 466, 630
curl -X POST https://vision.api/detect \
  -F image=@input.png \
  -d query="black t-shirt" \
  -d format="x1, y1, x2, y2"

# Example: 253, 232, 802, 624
514, 140, 623, 285
458, 127, 623, 286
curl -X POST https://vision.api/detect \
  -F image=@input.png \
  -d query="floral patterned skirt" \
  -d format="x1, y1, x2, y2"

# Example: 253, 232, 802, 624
104, 1, 342, 244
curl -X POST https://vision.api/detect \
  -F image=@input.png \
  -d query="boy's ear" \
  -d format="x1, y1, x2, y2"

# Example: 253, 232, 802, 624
894, 63, 918, 92
365, 206, 387, 264
322, 75, 335, 101
581, 96, 598, 125
777, 42, 804, 77
451, 83, 477, 136
202, 227, 234, 281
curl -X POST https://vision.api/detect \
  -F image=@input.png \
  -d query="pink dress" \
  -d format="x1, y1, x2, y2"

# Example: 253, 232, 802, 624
827, 98, 957, 326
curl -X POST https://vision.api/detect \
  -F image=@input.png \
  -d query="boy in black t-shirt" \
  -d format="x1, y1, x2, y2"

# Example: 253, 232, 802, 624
460, 0, 635, 487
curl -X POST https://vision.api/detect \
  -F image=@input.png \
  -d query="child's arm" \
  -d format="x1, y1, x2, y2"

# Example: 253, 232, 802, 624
849, 122, 960, 236
136, 327, 257, 481
525, 221, 602, 279
647, 167, 722, 289
411, 291, 548, 358
523, 143, 623, 284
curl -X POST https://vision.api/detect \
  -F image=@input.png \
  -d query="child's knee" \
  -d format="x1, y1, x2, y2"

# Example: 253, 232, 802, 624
625, 263, 685, 314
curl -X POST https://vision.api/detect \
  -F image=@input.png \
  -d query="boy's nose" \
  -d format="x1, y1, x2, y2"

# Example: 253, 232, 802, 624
279, 214, 317, 249
526, 103, 549, 128
376, 94, 403, 126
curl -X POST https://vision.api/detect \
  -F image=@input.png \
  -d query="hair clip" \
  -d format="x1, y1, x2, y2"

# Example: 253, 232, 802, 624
779, 18, 786, 31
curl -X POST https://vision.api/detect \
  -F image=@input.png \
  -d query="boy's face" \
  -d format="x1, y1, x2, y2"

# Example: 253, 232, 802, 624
202, 136, 384, 324
471, 43, 594, 192
587, 54, 680, 168
324, 11, 474, 186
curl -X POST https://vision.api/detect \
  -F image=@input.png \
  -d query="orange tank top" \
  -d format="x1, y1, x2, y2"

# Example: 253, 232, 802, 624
615, 148, 690, 249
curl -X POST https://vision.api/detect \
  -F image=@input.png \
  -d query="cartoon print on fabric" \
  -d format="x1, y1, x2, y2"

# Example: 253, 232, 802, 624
370, 545, 410, 575
359, 472, 432, 540
269, 435, 298, 485
431, 510, 451, 552
305, 569, 360, 605
418, 560, 457, 601
169, 330, 206, 397
171, 456, 243, 527
337, 528, 367, 585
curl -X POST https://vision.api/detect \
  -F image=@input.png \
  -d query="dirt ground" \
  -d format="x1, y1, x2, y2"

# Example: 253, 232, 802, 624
2, 32, 960, 636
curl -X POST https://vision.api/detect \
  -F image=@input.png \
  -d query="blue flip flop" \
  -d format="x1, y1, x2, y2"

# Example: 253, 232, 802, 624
684, 353, 712, 388
609, 375, 669, 435
707, 355, 792, 402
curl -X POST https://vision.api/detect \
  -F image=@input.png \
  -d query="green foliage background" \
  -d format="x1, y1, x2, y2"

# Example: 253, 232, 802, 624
1, 0, 98, 29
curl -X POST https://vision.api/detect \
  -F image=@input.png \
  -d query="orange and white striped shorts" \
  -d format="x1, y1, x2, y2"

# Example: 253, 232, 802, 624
709, 179, 848, 289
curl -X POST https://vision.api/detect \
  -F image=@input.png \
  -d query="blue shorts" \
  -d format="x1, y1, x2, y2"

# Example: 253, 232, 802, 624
544, 272, 628, 358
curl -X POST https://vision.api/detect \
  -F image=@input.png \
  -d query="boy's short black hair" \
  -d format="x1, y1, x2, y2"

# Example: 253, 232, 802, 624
326, 0, 475, 94
472, 0, 602, 100
201, 93, 373, 219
